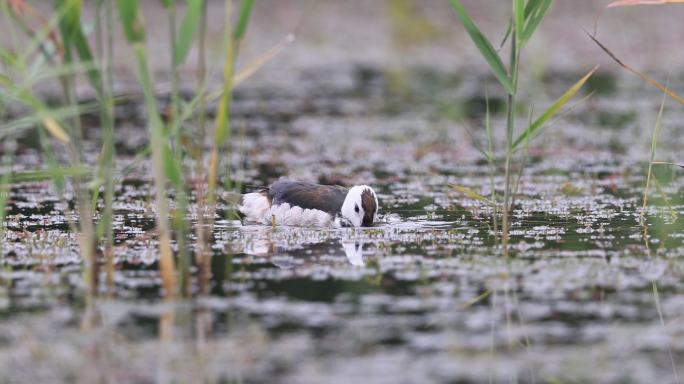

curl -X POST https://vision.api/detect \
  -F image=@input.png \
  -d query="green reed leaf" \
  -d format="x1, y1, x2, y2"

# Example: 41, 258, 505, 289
522, 0, 552, 43
116, 0, 145, 43
512, 65, 597, 150
448, 0, 514, 94
1, 166, 90, 182
174, 0, 204, 65
234, 0, 254, 46
514, 0, 524, 45
163, 144, 183, 187
55, 0, 102, 92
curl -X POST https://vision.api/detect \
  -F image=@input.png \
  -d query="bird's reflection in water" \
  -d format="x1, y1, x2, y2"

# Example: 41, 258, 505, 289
341, 242, 364, 266
241, 239, 365, 267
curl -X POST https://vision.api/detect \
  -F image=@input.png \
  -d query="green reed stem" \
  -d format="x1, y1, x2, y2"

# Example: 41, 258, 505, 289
0, 144, 12, 256
484, 85, 498, 243
207, 0, 235, 205
96, 0, 116, 294
502, 28, 520, 258
641, 90, 667, 225
166, 1, 191, 297
195, 0, 211, 295
133, 43, 177, 298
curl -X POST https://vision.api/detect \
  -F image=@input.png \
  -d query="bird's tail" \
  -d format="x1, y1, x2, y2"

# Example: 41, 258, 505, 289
239, 191, 271, 224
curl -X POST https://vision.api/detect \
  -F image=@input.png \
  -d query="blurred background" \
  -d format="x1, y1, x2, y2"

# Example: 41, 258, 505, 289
6, 0, 684, 92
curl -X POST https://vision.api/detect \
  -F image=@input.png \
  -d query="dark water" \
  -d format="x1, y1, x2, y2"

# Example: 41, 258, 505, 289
1, 67, 683, 383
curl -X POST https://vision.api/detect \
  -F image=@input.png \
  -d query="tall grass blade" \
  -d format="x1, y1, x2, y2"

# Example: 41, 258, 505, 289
651, 161, 684, 169
233, 0, 254, 54
116, 0, 177, 298
0, 102, 101, 139
164, 0, 193, 296
231, 33, 295, 86
196, 32, 295, 106
0, 73, 11, 87
194, 0, 211, 295
117, 0, 144, 43
208, 0, 253, 204
641, 90, 667, 224
162, 142, 183, 187
95, 0, 117, 294
55, 0, 101, 91
484, 84, 498, 239
448, 0, 514, 94
514, 0, 524, 46
0, 155, 11, 231
512, 65, 597, 150
214, 2, 235, 146
42, 117, 71, 143
0, 166, 89, 182
174, 0, 204, 65
522, 0, 552, 43
586, 31, 684, 107
607, 0, 684, 6
653, 177, 678, 222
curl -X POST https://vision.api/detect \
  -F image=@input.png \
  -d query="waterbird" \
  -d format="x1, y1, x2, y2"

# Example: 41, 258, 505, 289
239, 180, 379, 228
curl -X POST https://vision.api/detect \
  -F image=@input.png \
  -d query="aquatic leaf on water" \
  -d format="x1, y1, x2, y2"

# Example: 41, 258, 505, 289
451, 184, 490, 203
560, 181, 583, 196
460, 290, 492, 309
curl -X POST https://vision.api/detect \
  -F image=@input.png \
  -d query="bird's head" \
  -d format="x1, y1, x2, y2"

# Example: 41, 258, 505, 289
340, 185, 378, 227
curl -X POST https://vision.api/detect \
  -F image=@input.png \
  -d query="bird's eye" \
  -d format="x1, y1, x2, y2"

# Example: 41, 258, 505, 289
354, 204, 359, 213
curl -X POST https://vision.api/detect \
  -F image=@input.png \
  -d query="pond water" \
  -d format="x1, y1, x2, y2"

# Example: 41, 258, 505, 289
1, 66, 683, 383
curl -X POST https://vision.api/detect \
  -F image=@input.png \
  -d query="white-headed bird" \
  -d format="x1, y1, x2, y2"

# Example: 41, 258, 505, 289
239, 180, 379, 228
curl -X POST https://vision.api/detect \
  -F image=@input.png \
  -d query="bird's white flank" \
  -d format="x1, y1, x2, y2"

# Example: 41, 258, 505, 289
240, 192, 334, 227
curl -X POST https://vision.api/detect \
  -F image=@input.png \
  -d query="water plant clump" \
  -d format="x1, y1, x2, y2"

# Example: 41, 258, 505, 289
448, 0, 597, 256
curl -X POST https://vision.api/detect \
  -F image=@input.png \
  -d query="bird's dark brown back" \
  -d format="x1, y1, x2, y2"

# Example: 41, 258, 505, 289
269, 180, 348, 214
